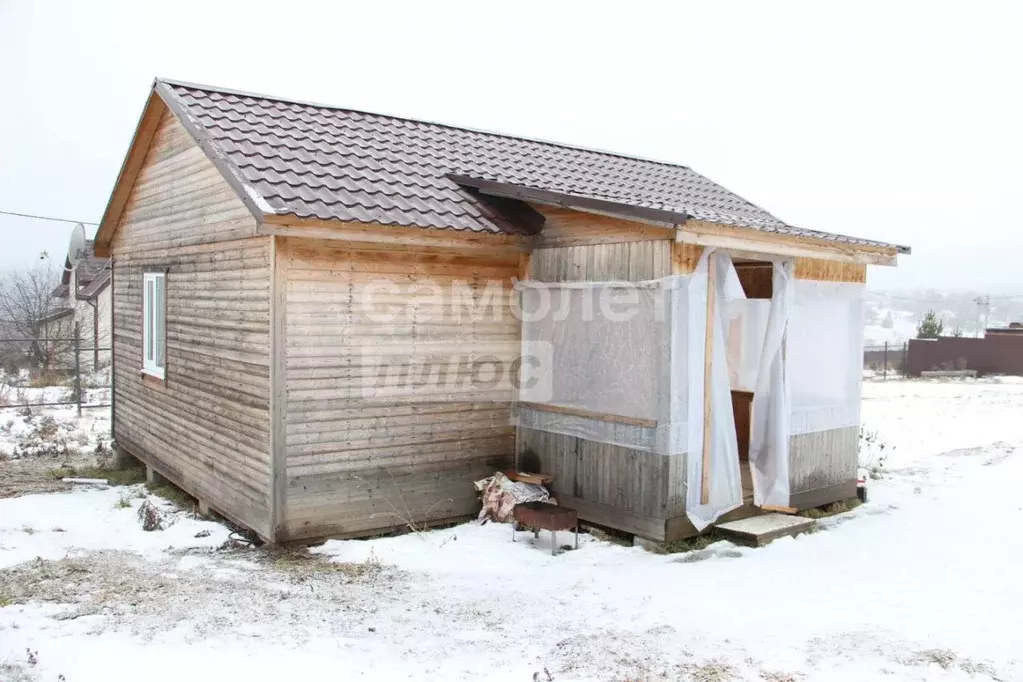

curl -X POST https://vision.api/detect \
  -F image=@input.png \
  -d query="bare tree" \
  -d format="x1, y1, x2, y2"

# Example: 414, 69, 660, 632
0, 260, 73, 374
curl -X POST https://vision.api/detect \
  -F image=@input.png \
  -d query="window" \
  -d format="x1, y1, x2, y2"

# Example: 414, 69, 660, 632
143, 272, 166, 379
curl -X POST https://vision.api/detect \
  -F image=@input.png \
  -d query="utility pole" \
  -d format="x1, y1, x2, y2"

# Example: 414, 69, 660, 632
974, 295, 991, 336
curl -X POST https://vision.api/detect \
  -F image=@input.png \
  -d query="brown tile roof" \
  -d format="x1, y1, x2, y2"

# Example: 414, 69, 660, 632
157, 79, 909, 253
53, 239, 110, 300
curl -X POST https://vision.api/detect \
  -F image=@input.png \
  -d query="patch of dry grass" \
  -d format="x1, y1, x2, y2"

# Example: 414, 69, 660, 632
268, 547, 382, 581
46, 463, 146, 486
798, 498, 861, 520
660, 532, 721, 555
679, 659, 739, 681
144, 481, 195, 510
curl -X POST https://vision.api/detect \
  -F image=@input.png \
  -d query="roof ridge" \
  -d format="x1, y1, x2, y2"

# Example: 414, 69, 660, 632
156, 77, 701, 175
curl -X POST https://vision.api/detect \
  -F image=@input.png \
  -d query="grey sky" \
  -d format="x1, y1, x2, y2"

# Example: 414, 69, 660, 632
1, 1, 1020, 292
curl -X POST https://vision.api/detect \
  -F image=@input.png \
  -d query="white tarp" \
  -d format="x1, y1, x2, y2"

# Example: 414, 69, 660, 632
788, 280, 865, 435
725, 299, 771, 392
684, 251, 744, 530
518, 282, 667, 451
749, 260, 794, 508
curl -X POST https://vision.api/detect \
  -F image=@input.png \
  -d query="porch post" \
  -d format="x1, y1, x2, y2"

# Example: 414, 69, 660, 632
700, 255, 717, 504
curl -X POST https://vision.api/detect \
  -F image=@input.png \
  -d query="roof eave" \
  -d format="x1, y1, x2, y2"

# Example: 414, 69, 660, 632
452, 175, 908, 264
450, 175, 689, 229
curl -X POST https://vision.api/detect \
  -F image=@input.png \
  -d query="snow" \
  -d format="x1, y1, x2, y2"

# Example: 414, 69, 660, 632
0, 487, 230, 568
864, 308, 918, 346
241, 182, 279, 215
2, 379, 1022, 681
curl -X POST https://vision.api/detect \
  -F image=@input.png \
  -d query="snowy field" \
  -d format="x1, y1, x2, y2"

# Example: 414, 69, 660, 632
1, 378, 1022, 681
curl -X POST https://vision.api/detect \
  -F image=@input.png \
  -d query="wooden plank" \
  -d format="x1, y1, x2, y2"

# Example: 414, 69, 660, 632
269, 235, 287, 543
701, 255, 716, 504
518, 401, 657, 428
557, 493, 666, 542
261, 217, 531, 255
678, 220, 899, 266
794, 257, 867, 283
759, 504, 798, 514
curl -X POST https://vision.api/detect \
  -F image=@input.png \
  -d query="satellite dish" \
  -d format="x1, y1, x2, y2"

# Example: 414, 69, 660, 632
67, 223, 88, 268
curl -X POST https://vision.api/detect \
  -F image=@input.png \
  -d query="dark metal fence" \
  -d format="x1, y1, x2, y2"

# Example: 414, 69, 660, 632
863, 341, 909, 379
0, 322, 111, 416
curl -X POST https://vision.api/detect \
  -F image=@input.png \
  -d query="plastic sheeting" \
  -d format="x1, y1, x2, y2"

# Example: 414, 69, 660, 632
517, 276, 692, 455
748, 260, 794, 508
515, 251, 839, 529
684, 251, 745, 530
519, 283, 664, 424
788, 280, 865, 436
725, 299, 771, 392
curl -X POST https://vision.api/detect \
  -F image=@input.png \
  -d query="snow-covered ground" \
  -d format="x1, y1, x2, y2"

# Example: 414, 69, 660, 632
1, 378, 1022, 681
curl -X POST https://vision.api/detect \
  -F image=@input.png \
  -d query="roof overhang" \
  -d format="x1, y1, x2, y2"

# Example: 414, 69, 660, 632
452, 175, 909, 266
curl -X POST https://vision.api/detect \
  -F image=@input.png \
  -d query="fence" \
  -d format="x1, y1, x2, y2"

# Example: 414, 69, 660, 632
906, 335, 1023, 376
863, 341, 909, 378
0, 322, 112, 416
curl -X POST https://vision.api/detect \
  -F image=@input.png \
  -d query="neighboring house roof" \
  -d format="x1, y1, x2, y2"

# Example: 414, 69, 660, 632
52, 238, 111, 301
39, 307, 74, 325
99, 78, 911, 254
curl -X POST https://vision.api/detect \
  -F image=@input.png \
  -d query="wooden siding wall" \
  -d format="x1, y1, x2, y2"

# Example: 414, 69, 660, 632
110, 109, 271, 538
520, 234, 681, 541
518, 428, 685, 541
788, 426, 859, 506
734, 263, 773, 299
279, 237, 520, 541
794, 257, 867, 283
529, 241, 672, 282
531, 204, 674, 247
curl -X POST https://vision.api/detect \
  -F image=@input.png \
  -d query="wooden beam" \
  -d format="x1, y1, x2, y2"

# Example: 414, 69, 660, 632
258, 217, 533, 254
518, 401, 658, 428
678, 220, 899, 266
701, 255, 717, 505
672, 242, 704, 275
760, 504, 799, 514
268, 235, 287, 544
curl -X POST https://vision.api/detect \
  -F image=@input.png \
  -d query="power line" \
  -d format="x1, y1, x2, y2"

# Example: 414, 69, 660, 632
867, 291, 1023, 303
0, 209, 98, 226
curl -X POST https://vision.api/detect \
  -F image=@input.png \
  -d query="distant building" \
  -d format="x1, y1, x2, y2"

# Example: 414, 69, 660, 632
44, 237, 112, 373
986, 322, 1023, 336
907, 322, 1023, 376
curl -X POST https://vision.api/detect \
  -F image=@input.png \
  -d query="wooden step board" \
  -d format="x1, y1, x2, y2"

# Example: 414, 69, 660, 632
715, 513, 815, 547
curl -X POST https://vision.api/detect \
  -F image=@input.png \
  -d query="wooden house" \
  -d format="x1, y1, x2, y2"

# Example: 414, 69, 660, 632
94, 79, 909, 545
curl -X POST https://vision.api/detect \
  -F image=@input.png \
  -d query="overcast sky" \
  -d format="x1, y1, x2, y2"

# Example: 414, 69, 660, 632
1, 1, 1020, 292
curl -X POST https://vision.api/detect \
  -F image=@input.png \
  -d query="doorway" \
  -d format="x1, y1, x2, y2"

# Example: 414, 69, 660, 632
730, 259, 774, 502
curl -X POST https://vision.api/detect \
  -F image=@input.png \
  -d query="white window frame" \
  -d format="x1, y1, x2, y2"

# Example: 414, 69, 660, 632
142, 272, 166, 380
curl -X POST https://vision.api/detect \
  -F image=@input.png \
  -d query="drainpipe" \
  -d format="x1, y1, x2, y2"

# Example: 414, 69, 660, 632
85, 297, 98, 371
